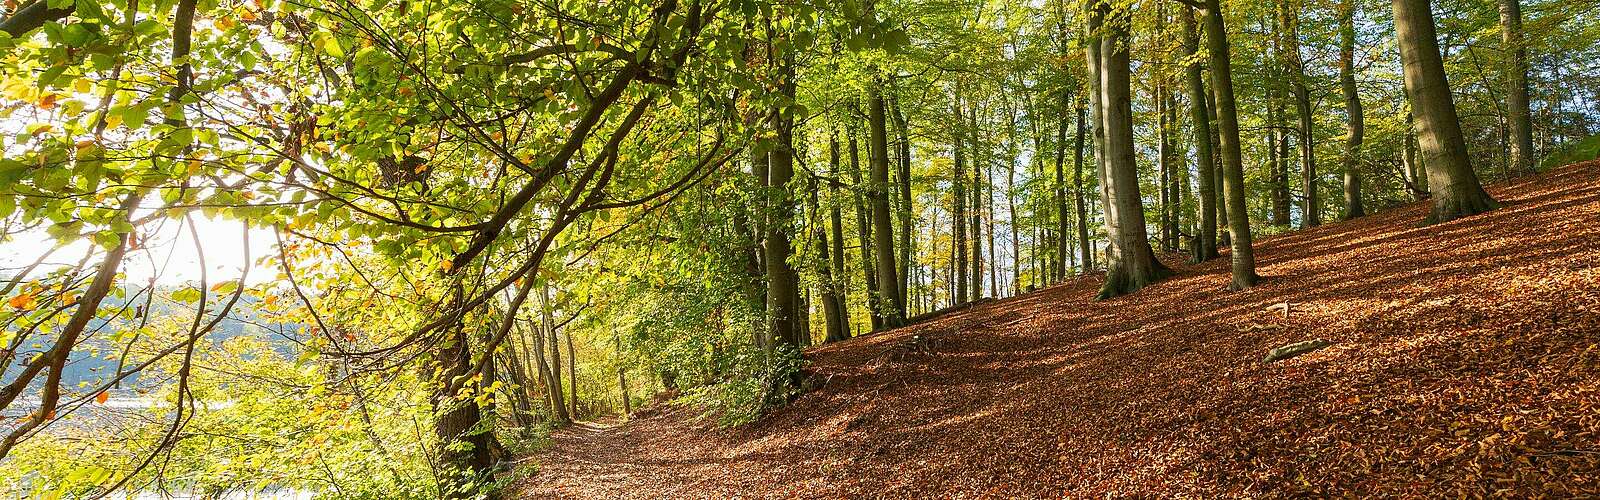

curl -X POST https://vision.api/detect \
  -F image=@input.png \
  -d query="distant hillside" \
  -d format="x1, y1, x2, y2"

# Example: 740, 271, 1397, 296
2, 285, 295, 398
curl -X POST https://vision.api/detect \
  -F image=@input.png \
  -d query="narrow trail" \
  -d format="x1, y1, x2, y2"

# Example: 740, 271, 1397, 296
521, 162, 1600, 498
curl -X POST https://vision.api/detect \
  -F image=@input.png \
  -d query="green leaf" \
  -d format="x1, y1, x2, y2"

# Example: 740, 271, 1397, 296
171, 286, 203, 304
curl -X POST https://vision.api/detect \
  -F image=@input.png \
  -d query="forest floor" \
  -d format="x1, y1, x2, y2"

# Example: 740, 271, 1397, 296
518, 162, 1600, 498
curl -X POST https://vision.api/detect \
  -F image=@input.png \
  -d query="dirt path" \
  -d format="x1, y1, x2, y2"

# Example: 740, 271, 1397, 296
520, 163, 1600, 498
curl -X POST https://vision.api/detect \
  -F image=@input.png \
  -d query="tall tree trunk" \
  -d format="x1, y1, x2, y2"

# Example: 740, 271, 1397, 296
952, 95, 969, 305
1005, 99, 1022, 295
1279, 0, 1320, 227
614, 333, 631, 415
565, 328, 578, 418
826, 132, 853, 342
868, 84, 905, 327
542, 286, 570, 423
763, 32, 803, 348
1055, 88, 1074, 280
1085, 0, 1109, 273
1207, 83, 1229, 247
1266, 83, 1292, 226
1393, 0, 1499, 222
1339, 0, 1366, 219
848, 129, 884, 330
811, 172, 848, 344
1073, 104, 1093, 273
1499, 0, 1534, 174
1157, 83, 1176, 253
970, 104, 984, 300
1203, 0, 1261, 290
734, 180, 765, 348
1183, 6, 1220, 262
892, 94, 914, 311
1095, 7, 1170, 299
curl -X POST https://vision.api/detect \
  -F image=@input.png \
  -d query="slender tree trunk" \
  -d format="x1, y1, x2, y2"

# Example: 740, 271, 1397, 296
1207, 83, 1229, 247
1499, 0, 1535, 174
565, 328, 578, 418
1203, 0, 1261, 290
1073, 105, 1093, 273
614, 333, 631, 415
1183, 6, 1219, 263
1157, 83, 1172, 253
542, 286, 570, 422
869, 84, 905, 327
966, 104, 979, 301
734, 186, 765, 348
1266, 86, 1292, 226
848, 129, 884, 330
1095, 7, 1170, 299
953, 95, 969, 305
1279, 0, 1320, 227
811, 172, 847, 344
1055, 88, 1073, 280
1393, 0, 1499, 222
1339, 0, 1366, 219
892, 95, 914, 310
827, 132, 852, 342
1005, 100, 1022, 295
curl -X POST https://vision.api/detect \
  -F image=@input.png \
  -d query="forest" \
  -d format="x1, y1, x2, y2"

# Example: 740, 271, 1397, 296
1, 0, 1598, 496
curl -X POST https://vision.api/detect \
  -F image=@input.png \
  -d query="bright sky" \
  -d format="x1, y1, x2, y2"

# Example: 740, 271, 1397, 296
1, 212, 279, 286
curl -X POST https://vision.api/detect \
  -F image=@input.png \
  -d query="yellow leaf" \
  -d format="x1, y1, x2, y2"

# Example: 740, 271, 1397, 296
73, 78, 92, 93
439, 260, 454, 273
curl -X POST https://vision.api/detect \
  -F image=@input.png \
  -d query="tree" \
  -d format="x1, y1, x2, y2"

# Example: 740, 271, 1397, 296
869, 84, 906, 326
760, 15, 804, 349
1392, 0, 1500, 222
1339, 0, 1366, 219
1203, 0, 1261, 290
1092, 3, 1169, 299
1182, 6, 1220, 263
1277, 0, 1320, 227
1499, 0, 1536, 175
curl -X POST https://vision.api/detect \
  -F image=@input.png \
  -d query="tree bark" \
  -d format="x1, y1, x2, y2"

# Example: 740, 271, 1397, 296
1499, 0, 1535, 174
1203, 0, 1261, 290
869, 85, 905, 327
1183, 7, 1220, 263
826, 132, 853, 342
614, 333, 631, 415
952, 94, 969, 304
970, 105, 984, 301
848, 129, 884, 331
1073, 104, 1093, 273
1339, 0, 1366, 219
1278, 0, 1320, 227
542, 286, 570, 423
1393, 0, 1499, 222
892, 94, 914, 311
565, 327, 578, 418
763, 32, 804, 347
1095, 7, 1170, 299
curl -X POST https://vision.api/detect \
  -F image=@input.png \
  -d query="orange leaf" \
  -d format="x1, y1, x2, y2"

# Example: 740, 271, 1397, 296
7, 293, 37, 311
95, 391, 109, 404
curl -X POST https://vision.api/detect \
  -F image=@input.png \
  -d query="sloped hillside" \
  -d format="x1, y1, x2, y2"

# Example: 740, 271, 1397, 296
522, 162, 1600, 498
